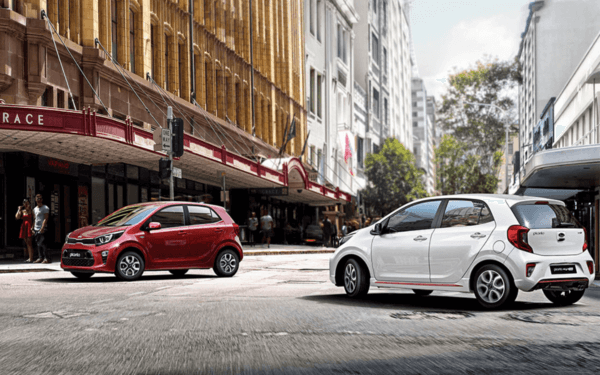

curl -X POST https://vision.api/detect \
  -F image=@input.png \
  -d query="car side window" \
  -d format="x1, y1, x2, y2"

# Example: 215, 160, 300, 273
187, 205, 221, 225
476, 202, 494, 224
386, 200, 442, 233
150, 205, 185, 228
441, 200, 494, 228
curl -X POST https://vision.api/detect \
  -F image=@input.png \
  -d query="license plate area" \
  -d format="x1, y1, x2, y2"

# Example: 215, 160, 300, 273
550, 265, 576, 274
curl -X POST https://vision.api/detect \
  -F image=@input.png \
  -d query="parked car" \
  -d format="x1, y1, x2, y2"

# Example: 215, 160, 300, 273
61, 202, 243, 281
330, 194, 594, 309
303, 224, 324, 245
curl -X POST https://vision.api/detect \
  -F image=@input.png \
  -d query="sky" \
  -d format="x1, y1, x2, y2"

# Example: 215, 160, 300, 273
409, 0, 532, 100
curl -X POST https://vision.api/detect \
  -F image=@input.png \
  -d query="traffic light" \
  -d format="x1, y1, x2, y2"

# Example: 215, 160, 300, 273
171, 118, 184, 158
159, 157, 172, 179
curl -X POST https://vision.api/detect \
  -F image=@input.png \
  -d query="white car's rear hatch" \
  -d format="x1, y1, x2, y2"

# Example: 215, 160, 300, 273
510, 202, 586, 256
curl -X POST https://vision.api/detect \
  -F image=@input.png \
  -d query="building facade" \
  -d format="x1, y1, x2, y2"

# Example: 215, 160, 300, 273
304, 0, 359, 196
516, 0, 600, 170
411, 77, 434, 195
0, 1, 354, 256
354, 0, 412, 154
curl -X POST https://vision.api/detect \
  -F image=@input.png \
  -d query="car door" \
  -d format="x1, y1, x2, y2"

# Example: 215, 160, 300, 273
185, 205, 223, 266
371, 200, 443, 282
145, 205, 189, 264
429, 200, 496, 283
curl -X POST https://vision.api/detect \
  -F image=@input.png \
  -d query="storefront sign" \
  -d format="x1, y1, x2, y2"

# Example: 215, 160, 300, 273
249, 187, 289, 196
1, 111, 44, 126
39, 156, 78, 176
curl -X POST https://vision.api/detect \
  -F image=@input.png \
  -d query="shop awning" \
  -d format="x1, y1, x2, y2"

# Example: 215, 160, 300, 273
517, 144, 600, 190
0, 104, 350, 205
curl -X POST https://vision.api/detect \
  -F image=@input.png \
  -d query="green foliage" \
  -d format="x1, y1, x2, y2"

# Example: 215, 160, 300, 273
436, 57, 519, 194
360, 138, 427, 216
435, 135, 500, 195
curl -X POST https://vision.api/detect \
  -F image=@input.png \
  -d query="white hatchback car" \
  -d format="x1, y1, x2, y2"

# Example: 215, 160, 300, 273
330, 194, 594, 309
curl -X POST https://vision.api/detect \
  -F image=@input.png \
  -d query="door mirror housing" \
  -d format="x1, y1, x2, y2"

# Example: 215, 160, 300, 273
371, 222, 383, 236
148, 222, 161, 230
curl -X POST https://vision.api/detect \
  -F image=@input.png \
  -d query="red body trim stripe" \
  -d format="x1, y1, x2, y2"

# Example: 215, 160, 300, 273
538, 278, 588, 283
375, 281, 462, 287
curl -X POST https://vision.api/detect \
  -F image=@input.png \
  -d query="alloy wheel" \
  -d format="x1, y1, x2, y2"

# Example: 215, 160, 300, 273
344, 263, 357, 294
120, 255, 141, 277
476, 269, 506, 304
219, 252, 237, 274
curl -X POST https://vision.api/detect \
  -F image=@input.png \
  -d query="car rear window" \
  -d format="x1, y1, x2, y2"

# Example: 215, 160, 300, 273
511, 204, 582, 229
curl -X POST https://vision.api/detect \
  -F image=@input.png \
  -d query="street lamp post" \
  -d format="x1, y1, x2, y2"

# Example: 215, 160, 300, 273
463, 101, 511, 193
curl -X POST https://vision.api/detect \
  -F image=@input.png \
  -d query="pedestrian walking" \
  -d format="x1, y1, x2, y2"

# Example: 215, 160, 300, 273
331, 221, 338, 247
32, 194, 50, 263
260, 209, 274, 248
322, 216, 332, 248
248, 212, 258, 247
16, 198, 34, 262
341, 221, 348, 236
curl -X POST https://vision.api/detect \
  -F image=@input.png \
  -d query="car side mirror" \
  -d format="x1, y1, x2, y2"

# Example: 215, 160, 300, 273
371, 222, 382, 236
149, 222, 161, 230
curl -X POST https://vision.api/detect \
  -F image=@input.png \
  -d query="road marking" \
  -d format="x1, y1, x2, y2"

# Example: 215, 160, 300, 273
155, 286, 170, 290
127, 292, 145, 296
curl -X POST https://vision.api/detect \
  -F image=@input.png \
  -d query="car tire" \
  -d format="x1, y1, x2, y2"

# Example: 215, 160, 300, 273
71, 272, 94, 280
169, 269, 189, 277
473, 264, 517, 309
343, 258, 370, 298
214, 249, 239, 277
413, 289, 433, 296
543, 289, 585, 306
115, 251, 145, 281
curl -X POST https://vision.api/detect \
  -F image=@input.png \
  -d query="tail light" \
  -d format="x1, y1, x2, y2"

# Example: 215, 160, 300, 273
587, 261, 594, 275
233, 224, 240, 237
508, 225, 533, 252
582, 227, 588, 251
526, 263, 536, 277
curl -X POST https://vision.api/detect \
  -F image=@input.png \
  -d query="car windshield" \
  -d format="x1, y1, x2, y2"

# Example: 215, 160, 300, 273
95, 205, 156, 227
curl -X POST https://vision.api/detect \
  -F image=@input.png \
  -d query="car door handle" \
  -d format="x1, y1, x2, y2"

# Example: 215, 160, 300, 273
413, 236, 427, 242
214, 228, 224, 232
470, 232, 486, 239
178, 231, 188, 235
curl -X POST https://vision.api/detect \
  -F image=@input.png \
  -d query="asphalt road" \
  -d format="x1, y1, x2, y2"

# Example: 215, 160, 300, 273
1, 254, 599, 375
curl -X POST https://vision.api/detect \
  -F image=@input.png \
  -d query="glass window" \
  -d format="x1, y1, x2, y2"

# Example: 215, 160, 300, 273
441, 200, 494, 227
127, 183, 139, 205
187, 205, 221, 225
386, 200, 442, 233
511, 204, 581, 229
441, 200, 480, 228
130, 10, 135, 74
150, 205, 185, 228
111, 0, 118, 61
97, 205, 156, 227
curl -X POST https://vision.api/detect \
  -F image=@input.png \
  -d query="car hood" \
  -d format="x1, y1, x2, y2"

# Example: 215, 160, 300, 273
68, 226, 128, 239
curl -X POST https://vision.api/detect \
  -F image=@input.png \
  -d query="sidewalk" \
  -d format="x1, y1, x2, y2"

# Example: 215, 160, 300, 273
0, 244, 336, 273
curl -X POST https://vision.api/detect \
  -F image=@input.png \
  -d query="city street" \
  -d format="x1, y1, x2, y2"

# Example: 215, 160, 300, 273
1, 253, 599, 375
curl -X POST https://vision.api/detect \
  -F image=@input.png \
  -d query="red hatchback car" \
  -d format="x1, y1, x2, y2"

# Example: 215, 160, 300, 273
61, 202, 243, 281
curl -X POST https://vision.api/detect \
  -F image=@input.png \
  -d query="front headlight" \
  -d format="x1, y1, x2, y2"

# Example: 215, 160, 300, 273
65, 232, 72, 243
339, 232, 355, 246
94, 231, 124, 246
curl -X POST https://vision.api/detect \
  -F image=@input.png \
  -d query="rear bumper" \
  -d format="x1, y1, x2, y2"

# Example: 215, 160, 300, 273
504, 248, 595, 291
531, 278, 589, 291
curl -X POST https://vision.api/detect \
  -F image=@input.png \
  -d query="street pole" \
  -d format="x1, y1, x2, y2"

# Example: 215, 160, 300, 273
167, 106, 174, 201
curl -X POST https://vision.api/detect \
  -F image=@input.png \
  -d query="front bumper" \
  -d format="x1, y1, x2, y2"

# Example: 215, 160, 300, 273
504, 248, 595, 291
60, 243, 116, 273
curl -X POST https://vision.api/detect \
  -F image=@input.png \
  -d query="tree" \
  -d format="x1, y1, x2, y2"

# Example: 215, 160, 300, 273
435, 134, 502, 195
361, 138, 427, 217
437, 57, 519, 192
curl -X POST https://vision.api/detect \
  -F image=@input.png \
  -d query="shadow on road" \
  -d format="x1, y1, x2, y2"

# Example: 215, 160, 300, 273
35, 273, 218, 284
301, 292, 553, 312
